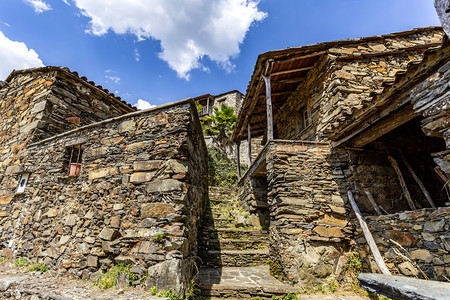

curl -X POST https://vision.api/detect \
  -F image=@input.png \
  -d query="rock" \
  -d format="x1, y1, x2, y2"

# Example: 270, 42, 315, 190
146, 179, 185, 193
98, 227, 119, 241
130, 172, 155, 184
335, 70, 356, 80
118, 120, 135, 133
141, 203, 175, 218
313, 226, 344, 238
59, 235, 71, 245
145, 259, 194, 295
398, 261, 419, 276
421, 232, 436, 241
387, 230, 415, 246
410, 249, 433, 263
368, 43, 387, 52
0, 277, 25, 291
166, 159, 188, 173
65, 214, 77, 226
329, 205, 346, 215
133, 160, 162, 171
114, 256, 135, 265
113, 204, 124, 210
101, 241, 115, 254
235, 212, 249, 227
424, 219, 445, 232
110, 216, 121, 228
89, 167, 118, 180
86, 255, 98, 267
358, 273, 450, 300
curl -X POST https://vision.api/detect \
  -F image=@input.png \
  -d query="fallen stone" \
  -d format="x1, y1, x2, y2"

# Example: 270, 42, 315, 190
397, 261, 419, 276
358, 273, 450, 300
0, 276, 25, 291
145, 259, 193, 295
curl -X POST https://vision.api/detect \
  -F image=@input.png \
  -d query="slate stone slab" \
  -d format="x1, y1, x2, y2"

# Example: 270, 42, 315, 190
358, 273, 450, 300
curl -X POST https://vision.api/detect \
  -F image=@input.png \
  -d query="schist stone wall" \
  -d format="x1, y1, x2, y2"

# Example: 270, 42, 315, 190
356, 208, 450, 281
0, 100, 208, 294
238, 141, 355, 286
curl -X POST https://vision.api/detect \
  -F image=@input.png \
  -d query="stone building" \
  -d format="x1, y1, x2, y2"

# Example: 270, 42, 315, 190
232, 26, 450, 285
0, 67, 208, 294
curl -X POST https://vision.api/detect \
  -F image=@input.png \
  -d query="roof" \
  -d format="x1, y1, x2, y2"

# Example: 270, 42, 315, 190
331, 36, 450, 146
232, 26, 444, 142
6, 66, 136, 112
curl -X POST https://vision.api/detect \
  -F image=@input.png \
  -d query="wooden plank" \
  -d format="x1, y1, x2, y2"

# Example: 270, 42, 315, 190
363, 187, 382, 215
248, 123, 252, 165
270, 66, 314, 77
263, 75, 274, 141
400, 151, 436, 208
348, 190, 391, 275
388, 156, 416, 210
349, 105, 417, 148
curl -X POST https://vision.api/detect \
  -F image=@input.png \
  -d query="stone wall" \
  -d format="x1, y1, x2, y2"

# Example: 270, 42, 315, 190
265, 141, 354, 286
0, 100, 207, 294
356, 208, 450, 281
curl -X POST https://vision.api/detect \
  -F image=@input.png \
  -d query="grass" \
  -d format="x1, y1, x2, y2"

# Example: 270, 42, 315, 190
14, 257, 30, 268
152, 232, 167, 243
93, 263, 138, 289
28, 262, 48, 272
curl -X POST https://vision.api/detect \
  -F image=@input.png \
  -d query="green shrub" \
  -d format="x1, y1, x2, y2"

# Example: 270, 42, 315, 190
28, 262, 47, 272
93, 263, 138, 289
208, 147, 245, 187
152, 232, 167, 243
14, 257, 30, 268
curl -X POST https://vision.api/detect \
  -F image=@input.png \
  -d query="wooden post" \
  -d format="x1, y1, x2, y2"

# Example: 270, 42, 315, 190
206, 96, 210, 115
399, 152, 436, 208
247, 122, 252, 166
262, 75, 273, 141
236, 141, 241, 178
388, 156, 416, 210
363, 187, 382, 216
348, 190, 391, 275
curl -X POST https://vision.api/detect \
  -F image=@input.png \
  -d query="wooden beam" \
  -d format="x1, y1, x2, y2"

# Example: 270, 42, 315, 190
348, 190, 391, 275
248, 122, 252, 166
400, 151, 436, 208
262, 75, 273, 141
274, 50, 327, 65
270, 66, 314, 77
349, 105, 417, 148
388, 156, 416, 210
237, 78, 265, 139
363, 187, 382, 216
236, 141, 241, 178
271, 77, 306, 85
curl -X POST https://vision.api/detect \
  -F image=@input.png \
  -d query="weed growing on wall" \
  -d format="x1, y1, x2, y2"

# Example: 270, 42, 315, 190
208, 146, 246, 187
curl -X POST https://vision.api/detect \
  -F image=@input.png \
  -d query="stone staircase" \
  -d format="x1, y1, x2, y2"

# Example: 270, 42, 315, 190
196, 187, 298, 299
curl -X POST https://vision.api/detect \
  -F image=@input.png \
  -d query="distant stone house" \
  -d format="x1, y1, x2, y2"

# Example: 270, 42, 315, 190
232, 27, 449, 285
0, 67, 208, 294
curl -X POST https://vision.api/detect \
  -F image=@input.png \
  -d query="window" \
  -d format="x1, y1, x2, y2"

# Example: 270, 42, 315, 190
296, 105, 310, 134
16, 173, 30, 194
67, 145, 83, 176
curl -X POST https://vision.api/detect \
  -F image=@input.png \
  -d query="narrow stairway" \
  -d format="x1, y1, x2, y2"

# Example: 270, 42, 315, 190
196, 187, 298, 299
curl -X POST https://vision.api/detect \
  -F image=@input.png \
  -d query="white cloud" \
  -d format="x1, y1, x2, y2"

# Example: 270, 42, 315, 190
0, 31, 44, 80
61, 0, 70, 5
134, 48, 140, 62
2, 22, 10, 28
23, 0, 52, 14
72, 0, 266, 79
135, 99, 156, 110
105, 69, 120, 83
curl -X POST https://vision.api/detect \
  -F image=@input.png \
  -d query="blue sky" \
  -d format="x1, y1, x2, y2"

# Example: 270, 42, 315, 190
0, 0, 441, 108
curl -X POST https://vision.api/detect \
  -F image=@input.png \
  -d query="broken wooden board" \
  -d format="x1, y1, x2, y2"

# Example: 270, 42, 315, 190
358, 273, 450, 300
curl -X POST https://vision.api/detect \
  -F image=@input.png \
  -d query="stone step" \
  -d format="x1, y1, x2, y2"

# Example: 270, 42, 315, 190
201, 249, 270, 267
201, 228, 269, 240
200, 238, 269, 251
197, 266, 298, 299
202, 217, 235, 228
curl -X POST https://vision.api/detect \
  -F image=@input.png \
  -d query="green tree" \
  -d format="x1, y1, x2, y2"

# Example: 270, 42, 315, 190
202, 103, 237, 154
